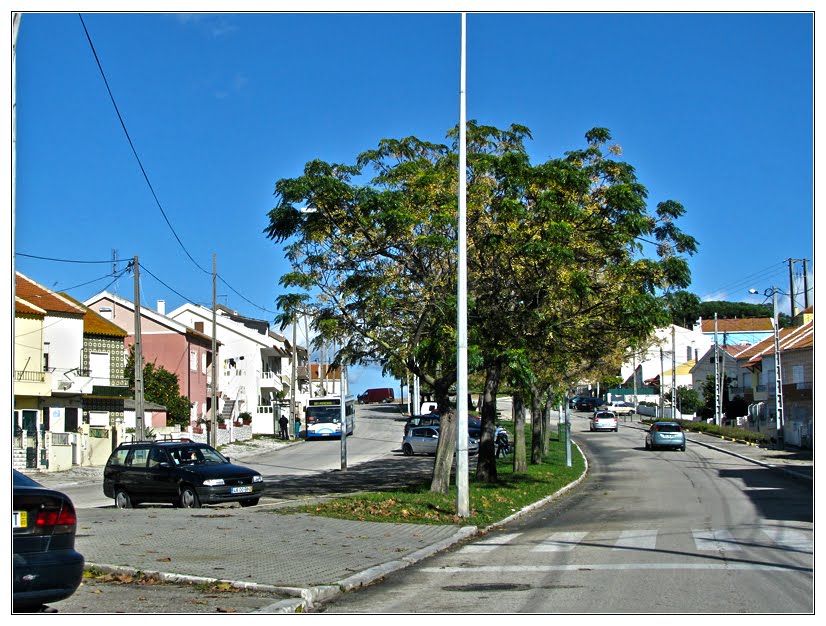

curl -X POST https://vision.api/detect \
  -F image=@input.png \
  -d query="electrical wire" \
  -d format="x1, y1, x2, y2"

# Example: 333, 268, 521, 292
16, 252, 132, 264
78, 13, 210, 277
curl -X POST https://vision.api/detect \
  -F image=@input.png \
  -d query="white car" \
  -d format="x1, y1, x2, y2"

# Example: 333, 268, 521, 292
599, 401, 636, 416
402, 426, 479, 456
589, 411, 619, 432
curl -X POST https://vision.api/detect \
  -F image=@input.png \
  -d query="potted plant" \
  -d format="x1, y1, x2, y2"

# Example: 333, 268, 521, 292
238, 412, 252, 426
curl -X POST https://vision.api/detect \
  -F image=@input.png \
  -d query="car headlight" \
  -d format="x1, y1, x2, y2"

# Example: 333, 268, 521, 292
203, 478, 225, 486
252, 475, 263, 483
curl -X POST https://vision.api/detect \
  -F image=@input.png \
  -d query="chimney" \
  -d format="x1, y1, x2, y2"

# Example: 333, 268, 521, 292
157, 300, 166, 315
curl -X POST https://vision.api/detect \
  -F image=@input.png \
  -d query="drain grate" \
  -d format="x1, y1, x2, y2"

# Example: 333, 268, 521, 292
442, 583, 532, 592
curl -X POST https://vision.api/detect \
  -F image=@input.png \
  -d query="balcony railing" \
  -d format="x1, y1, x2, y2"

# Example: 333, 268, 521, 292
15, 370, 46, 382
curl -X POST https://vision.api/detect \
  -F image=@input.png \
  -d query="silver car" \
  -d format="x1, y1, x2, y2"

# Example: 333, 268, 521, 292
645, 421, 686, 451
402, 426, 478, 456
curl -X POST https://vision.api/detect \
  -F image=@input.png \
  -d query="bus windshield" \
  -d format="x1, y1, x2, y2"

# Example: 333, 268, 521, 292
306, 406, 342, 424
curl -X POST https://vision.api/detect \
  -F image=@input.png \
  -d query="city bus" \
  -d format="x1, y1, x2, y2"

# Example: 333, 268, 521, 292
304, 395, 356, 439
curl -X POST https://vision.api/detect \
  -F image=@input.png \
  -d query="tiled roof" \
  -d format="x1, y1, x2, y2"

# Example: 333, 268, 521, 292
742, 320, 813, 366
700, 317, 774, 333
15, 297, 46, 316
16, 273, 85, 316
60, 292, 128, 337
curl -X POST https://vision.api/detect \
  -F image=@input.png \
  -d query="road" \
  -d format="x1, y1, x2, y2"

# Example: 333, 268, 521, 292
317, 412, 814, 613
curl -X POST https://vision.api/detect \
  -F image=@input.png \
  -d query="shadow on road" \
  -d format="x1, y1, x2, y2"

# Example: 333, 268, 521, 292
262, 454, 434, 500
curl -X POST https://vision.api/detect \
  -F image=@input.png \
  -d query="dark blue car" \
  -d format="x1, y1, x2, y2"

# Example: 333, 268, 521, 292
13, 470, 85, 612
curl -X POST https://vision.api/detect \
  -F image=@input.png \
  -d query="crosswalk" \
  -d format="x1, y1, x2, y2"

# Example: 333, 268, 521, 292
457, 524, 813, 556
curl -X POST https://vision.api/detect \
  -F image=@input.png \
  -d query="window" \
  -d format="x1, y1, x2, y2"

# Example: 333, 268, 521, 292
127, 447, 150, 467
190, 350, 197, 371
792, 365, 805, 384
148, 447, 167, 468
201, 352, 207, 374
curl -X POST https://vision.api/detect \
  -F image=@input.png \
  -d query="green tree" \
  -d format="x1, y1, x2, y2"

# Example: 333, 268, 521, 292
664, 290, 701, 328
265, 123, 697, 494
124, 347, 192, 427
676, 385, 703, 415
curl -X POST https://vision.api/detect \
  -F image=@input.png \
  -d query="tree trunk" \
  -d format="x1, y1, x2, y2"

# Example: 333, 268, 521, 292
475, 361, 502, 482
429, 384, 455, 494
542, 394, 553, 455
530, 386, 543, 464
512, 391, 527, 473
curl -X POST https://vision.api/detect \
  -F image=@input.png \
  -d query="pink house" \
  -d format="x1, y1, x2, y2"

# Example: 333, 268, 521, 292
84, 292, 218, 424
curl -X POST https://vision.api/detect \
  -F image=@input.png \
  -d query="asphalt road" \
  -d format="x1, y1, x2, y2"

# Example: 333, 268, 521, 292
319, 413, 814, 613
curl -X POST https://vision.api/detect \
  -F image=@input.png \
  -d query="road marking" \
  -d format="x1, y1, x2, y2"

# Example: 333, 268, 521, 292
460, 533, 521, 553
612, 529, 658, 551
761, 528, 813, 554
533, 531, 588, 552
693, 529, 742, 551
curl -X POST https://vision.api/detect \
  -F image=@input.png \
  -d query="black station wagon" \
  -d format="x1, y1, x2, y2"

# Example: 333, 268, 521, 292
103, 440, 264, 509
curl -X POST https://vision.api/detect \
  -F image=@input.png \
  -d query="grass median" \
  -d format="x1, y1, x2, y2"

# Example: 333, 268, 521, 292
286, 434, 586, 527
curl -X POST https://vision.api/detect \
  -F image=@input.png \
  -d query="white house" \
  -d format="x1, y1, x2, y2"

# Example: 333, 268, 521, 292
168, 303, 307, 435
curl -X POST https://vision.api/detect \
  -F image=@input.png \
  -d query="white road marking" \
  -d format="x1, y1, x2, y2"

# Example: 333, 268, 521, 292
533, 531, 589, 552
612, 529, 658, 551
693, 529, 742, 551
460, 533, 521, 553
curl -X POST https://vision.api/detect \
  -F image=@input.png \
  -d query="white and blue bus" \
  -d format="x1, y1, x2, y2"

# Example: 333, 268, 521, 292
304, 395, 356, 439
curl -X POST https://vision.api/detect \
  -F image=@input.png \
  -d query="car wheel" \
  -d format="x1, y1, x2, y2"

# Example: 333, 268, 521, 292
114, 488, 132, 509
240, 498, 259, 508
402, 443, 414, 456
178, 486, 201, 509
644, 440, 650, 450
681, 445, 686, 451
614, 427, 618, 432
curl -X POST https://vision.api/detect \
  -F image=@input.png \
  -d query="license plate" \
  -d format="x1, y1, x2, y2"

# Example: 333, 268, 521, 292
230, 486, 253, 494
13, 510, 27, 528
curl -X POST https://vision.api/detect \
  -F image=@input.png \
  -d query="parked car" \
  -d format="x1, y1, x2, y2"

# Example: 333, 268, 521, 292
590, 410, 619, 432
645, 421, 686, 451
357, 387, 395, 404
13, 470, 85, 612
401, 426, 479, 456
574, 397, 603, 411
600, 401, 636, 416
404, 412, 440, 436
103, 440, 264, 509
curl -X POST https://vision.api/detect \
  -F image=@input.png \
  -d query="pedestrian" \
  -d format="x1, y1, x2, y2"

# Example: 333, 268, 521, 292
279, 414, 289, 439
495, 427, 510, 459
294, 415, 301, 439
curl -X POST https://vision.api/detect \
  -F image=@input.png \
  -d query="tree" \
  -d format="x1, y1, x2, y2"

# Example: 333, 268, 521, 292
124, 347, 192, 427
664, 290, 701, 328
265, 123, 697, 494
676, 385, 703, 415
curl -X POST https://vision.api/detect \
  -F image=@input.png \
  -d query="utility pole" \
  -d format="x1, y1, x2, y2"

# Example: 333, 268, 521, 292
132, 256, 145, 441
713, 314, 720, 426
802, 259, 810, 309
787, 258, 797, 318
455, 11, 469, 518
211, 254, 218, 447
671, 326, 676, 417
338, 340, 347, 471
659, 347, 664, 419
771, 289, 785, 449
291, 314, 297, 434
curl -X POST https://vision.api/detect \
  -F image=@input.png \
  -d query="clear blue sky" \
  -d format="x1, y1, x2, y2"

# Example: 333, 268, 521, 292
10, 11, 815, 394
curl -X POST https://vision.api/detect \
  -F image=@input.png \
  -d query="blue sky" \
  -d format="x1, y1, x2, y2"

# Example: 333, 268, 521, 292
10, 11, 815, 394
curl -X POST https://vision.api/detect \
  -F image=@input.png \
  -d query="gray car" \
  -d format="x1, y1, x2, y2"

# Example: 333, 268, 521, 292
402, 426, 479, 456
645, 421, 686, 451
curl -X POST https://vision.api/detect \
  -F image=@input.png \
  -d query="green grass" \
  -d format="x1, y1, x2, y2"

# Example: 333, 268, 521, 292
282, 432, 585, 527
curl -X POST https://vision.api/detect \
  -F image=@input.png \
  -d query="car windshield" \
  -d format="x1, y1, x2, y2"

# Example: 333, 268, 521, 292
172, 446, 228, 465
655, 424, 682, 432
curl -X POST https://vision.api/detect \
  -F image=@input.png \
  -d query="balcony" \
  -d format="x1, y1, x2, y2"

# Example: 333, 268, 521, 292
14, 370, 52, 397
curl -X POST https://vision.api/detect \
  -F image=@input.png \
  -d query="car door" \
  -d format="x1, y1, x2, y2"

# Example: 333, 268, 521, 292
420, 427, 439, 455
123, 445, 152, 501
145, 446, 177, 502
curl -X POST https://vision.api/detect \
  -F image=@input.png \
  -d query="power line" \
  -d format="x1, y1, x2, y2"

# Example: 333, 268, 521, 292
16, 252, 132, 264
78, 13, 210, 277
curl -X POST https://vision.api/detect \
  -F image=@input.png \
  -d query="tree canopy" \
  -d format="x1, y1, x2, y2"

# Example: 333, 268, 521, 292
265, 122, 697, 492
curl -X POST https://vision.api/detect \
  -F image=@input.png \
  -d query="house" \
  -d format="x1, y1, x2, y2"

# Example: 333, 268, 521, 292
14, 273, 130, 471
689, 343, 753, 423
737, 312, 813, 447
694, 316, 774, 346
84, 292, 217, 428
168, 303, 302, 435
620, 324, 713, 400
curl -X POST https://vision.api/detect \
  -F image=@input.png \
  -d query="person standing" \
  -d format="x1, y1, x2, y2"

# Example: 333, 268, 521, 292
279, 414, 289, 439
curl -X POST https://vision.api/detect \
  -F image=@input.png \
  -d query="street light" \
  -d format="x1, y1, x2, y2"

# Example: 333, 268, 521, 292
748, 287, 785, 449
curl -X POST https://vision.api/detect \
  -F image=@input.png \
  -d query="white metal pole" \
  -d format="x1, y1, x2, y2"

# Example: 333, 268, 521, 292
772, 289, 784, 448
455, 12, 469, 518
